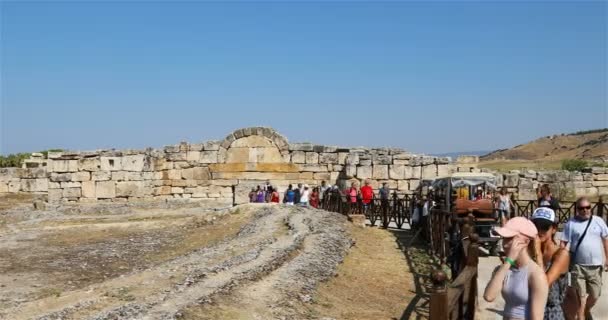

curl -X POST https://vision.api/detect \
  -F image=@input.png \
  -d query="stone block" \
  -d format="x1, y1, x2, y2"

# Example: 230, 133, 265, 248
92, 171, 111, 181
574, 187, 598, 198
72, 171, 90, 182
289, 143, 314, 151
63, 187, 81, 198
305, 152, 319, 164
78, 158, 100, 171
96, 181, 116, 198
50, 173, 72, 182
100, 157, 122, 171
204, 141, 221, 151
125, 172, 143, 181
291, 151, 306, 164
171, 187, 184, 194
300, 164, 328, 172
345, 153, 359, 165
397, 180, 409, 191
373, 165, 389, 179
162, 169, 182, 180
18, 168, 47, 179
595, 174, 608, 181
182, 167, 211, 180
48, 188, 62, 202
592, 180, 608, 187
189, 143, 203, 151
7, 179, 19, 192
437, 164, 450, 177
199, 151, 218, 163
372, 154, 392, 165
154, 186, 172, 195
598, 187, 608, 196
116, 181, 144, 197
112, 171, 126, 181
81, 181, 96, 198
345, 165, 357, 179
422, 165, 437, 178
186, 151, 201, 162
122, 155, 145, 171
48, 182, 59, 189
319, 153, 339, 164
389, 165, 405, 179
167, 153, 187, 161
20, 178, 48, 192
357, 166, 372, 180
50, 159, 78, 173
574, 181, 593, 188
359, 160, 372, 166
591, 167, 607, 174
504, 173, 520, 187
314, 172, 331, 180
299, 172, 314, 180
60, 182, 81, 188
393, 159, 409, 165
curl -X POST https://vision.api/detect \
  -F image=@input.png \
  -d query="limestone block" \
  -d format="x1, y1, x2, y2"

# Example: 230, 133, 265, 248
291, 151, 306, 164
595, 174, 608, 181
372, 154, 392, 165
200, 151, 218, 163
305, 152, 319, 164
92, 171, 111, 181
437, 164, 450, 177
167, 153, 187, 161
409, 157, 422, 166
409, 179, 421, 191
574, 187, 598, 198
71, 171, 90, 182
389, 165, 405, 179
18, 168, 47, 179
331, 165, 344, 172
182, 193, 192, 199
171, 187, 184, 194
393, 159, 409, 165
0, 182, 10, 193
357, 166, 372, 180
96, 181, 116, 198
404, 166, 417, 179
591, 167, 607, 174
504, 173, 520, 187
164, 144, 180, 153
282, 153, 291, 162
47, 151, 63, 159
171, 180, 188, 187
50, 160, 78, 173
112, 171, 126, 181
60, 182, 81, 188
186, 151, 201, 162
299, 172, 314, 180
378, 180, 398, 189
154, 186, 172, 195
189, 143, 203, 151
50, 173, 72, 182
48, 189, 62, 202
373, 165, 389, 179
574, 181, 593, 188
211, 179, 238, 186
289, 143, 314, 151
63, 187, 81, 198
319, 153, 339, 164
116, 181, 144, 197
204, 141, 221, 151
583, 173, 593, 181
421, 165, 437, 178
125, 172, 143, 181
314, 172, 331, 180
162, 169, 182, 180
182, 167, 211, 180
359, 160, 372, 166
300, 164, 328, 172
81, 181, 96, 198
48, 182, 60, 189
345, 153, 359, 165
78, 158, 100, 171
398, 180, 409, 191
344, 165, 357, 179
392, 153, 412, 160
518, 188, 537, 201
100, 157, 122, 171
593, 180, 608, 187
330, 171, 340, 182
252, 147, 284, 163
21, 179, 48, 192
142, 172, 154, 180
598, 187, 608, 196
122, 155, 145, 171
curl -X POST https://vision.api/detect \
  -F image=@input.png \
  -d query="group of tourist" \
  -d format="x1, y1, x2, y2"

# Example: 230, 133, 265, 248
248, 180, 333, 208
483, 193, 608, 320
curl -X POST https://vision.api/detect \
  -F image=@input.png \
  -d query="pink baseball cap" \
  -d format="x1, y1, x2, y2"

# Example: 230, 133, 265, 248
494, 217, 538, 239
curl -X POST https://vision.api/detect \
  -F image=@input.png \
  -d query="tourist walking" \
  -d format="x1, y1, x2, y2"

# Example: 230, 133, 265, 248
360, 179, 373, 213
283, 185, 295, 205
531, 207, 570, 320
498, 188, 514, 225
310, 187, 319, 208
300, 185, 310, 207
348, 182, 359, 214
538, 184, 560, 211
560, 197, 608, 320
483, 217, 548, 320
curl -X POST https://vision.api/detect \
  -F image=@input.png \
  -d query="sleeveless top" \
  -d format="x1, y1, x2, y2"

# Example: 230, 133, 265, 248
502, 264, 530, 319
256, 191, 265, 203
544, 261, 567, 320
499, 195, 510, 211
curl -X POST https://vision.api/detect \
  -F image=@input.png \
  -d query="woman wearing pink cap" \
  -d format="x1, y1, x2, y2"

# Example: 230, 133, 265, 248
483, 217, 549, 320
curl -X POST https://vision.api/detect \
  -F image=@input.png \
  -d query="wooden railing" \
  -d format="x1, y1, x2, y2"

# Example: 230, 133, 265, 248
321, 191, 413, 229
510, 196, 607, 224
429, 216, 480, 320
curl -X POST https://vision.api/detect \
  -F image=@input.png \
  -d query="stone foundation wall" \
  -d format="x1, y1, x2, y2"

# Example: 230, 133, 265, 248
0, 127, 450, 204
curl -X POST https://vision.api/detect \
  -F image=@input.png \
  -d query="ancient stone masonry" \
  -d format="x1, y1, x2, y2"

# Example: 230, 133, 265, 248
0, 127, 450, 205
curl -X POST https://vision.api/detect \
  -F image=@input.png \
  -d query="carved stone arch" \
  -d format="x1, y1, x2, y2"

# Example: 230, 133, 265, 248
217, 127, 289, 163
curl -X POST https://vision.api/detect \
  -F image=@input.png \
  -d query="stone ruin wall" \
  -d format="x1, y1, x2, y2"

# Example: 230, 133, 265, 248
0, 127, 451, 205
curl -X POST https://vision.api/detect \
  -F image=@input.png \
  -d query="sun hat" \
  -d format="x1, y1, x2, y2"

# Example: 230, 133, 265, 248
494, 216, 538, 239
531, 207, 556, 231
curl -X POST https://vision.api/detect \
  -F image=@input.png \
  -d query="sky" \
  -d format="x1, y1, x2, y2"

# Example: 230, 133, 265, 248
1, 1, 606, 155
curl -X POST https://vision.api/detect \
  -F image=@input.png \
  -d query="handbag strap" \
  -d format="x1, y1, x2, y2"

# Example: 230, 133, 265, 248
571, 216, 593, 262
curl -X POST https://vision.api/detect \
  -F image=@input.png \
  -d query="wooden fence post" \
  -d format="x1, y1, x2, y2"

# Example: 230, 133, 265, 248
429, 270, 449, 320
465, 233, 479, 320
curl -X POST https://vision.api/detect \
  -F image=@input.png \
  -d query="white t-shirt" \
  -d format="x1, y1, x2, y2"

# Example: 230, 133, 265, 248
300, 190, 310, 203
561, 216, 608, 266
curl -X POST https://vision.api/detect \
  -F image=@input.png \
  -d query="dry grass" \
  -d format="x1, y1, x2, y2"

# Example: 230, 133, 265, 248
478, 159, 563, 172
304, 225, 416, 320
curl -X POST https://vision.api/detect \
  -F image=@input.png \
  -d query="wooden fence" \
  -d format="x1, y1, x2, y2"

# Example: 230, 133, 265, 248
511, 196, 607, 224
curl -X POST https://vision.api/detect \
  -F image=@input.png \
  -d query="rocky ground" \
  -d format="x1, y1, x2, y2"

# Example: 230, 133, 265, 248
0, 195, 356, 320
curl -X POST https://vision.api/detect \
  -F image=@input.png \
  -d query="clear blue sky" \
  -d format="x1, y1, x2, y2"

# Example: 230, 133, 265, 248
1, 1, 606, 155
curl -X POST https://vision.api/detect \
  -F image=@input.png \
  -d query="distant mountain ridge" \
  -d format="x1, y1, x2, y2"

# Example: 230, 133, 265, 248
481, 128, 608, 161
432, 150, 492, 159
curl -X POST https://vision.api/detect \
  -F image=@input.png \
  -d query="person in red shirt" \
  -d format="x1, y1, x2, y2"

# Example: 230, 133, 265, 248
310, 187, 319, 208
360, 179, 374, 214
271, 188, 280, 203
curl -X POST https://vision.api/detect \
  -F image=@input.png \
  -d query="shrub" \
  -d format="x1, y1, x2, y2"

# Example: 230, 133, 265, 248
561, 159, 588, 172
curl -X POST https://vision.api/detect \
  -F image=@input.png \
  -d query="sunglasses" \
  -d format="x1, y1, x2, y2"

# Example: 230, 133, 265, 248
578, 206, 591, 210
